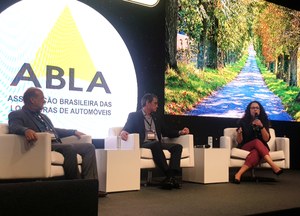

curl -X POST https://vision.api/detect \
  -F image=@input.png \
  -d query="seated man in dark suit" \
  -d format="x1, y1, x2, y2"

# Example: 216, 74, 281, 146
120, 93, 189, 189
8, 87, 98, 180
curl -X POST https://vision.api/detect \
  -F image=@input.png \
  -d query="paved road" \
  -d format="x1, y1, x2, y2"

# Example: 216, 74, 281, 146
186, 46, 293, 121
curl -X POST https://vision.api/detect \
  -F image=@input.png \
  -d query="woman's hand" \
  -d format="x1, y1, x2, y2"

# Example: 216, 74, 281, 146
236, 127, 242, 134
236, 127, 243, 144
252, 119, 263, 128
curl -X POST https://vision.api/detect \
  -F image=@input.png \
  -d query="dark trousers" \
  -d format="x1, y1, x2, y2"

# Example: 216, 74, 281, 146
52, 143, 98, 180
141, 141, 182, 177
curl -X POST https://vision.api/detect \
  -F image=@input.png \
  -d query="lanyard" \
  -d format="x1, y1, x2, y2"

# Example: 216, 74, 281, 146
34, 113, 62, 143
35, 113, 51, 131
144, 115, 153, 128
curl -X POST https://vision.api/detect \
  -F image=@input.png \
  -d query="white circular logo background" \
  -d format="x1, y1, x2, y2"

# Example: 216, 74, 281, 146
0, 0, 137, 138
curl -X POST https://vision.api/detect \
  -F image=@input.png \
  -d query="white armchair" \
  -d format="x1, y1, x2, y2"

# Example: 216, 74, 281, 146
220, 128, 290, 171
105, 127, 194, 180
0, 123, 92, 180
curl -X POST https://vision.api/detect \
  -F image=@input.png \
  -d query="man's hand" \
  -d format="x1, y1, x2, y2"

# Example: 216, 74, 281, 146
24, 129, 38, 143
120, 130, 129, 141
74, 130, 86, 139
179, 127, 190, 135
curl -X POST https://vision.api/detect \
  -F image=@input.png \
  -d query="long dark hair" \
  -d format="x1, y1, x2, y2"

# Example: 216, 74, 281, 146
238, 101, 270, 127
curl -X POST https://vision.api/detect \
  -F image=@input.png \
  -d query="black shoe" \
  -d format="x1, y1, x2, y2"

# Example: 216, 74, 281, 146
160, 177, 173, 190
233, 178, 240, 184
273, 169, 283, 176
98, 191, 108, 197
170, 177, 181, 189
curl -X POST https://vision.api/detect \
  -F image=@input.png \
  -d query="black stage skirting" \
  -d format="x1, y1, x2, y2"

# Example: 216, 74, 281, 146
248, 207, 300, 216
0, 179, 98, 216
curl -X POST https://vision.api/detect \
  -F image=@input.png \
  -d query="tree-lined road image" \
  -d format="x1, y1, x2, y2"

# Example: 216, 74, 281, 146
165, 1, 299, 121
186, 46, 293, 121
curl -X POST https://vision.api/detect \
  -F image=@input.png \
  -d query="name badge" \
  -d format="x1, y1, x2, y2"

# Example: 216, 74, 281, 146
146, 130, 156, 140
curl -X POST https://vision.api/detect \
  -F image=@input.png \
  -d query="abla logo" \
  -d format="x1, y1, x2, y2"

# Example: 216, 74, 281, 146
11, 63, 111, 93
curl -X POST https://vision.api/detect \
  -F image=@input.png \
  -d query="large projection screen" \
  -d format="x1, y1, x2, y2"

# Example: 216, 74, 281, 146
164, 0, 300, 123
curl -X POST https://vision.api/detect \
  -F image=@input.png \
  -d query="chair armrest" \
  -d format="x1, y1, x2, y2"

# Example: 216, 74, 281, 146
0, 132, 52, 179
163, 134, 193, 149
61, 135, 92, 144
219, 136, 232, 164
126, 133, 140, 150
275, 137, 290, 168
0, 123, 8, 134
220, 136, 232, 149
104, 133, 140, 150
163, 135, 194, 167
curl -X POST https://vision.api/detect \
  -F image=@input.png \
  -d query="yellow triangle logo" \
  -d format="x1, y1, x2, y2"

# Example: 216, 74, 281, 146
32, 6, 96, 81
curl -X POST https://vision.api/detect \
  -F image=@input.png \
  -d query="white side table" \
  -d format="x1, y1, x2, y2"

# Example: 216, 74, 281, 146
96, 149, 140, 193
182, 148, 229, 184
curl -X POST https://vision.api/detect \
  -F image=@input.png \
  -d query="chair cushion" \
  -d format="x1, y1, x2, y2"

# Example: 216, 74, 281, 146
231, 148, 250, 159
51, 151, 65, 165
231, 148, 284, 162
50, 165, 65, 177
140, 148, 189, 159
51, 151, 82, 165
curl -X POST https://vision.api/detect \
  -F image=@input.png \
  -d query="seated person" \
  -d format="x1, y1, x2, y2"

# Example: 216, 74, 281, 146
8, 87, 98, 180
233, 101, 283, 184
120, 93, 189, 189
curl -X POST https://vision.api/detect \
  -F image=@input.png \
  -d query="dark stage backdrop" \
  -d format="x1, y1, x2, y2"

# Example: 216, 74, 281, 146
0, 0, 299, 169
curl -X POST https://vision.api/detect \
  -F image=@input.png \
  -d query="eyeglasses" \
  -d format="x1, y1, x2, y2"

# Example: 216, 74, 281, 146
250, 107, 260, 110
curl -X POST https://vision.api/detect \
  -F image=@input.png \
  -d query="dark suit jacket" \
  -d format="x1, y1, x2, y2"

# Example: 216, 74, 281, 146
122, 109, 180, 145
8, 107, 75, 139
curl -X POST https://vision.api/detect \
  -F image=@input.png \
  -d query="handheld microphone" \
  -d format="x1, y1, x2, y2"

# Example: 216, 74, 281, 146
253, 113, 260, 133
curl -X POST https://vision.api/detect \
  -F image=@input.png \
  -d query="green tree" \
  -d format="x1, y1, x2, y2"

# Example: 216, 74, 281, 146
177, 0, 252, 70
166, 0, 179, 70
254, 2, 300, 87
